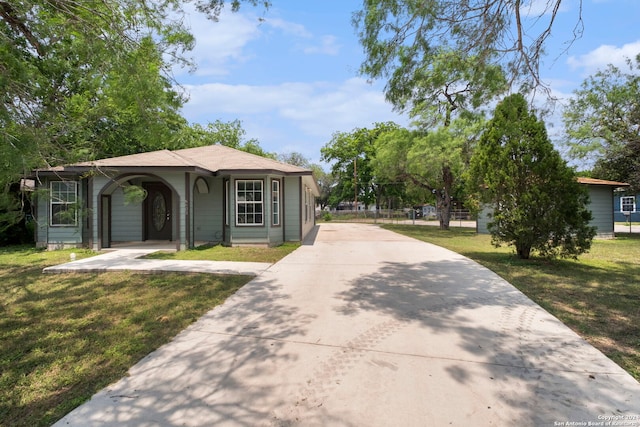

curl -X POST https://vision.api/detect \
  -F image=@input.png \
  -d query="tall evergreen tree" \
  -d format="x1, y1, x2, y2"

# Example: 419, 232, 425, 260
468, 93, 595, 259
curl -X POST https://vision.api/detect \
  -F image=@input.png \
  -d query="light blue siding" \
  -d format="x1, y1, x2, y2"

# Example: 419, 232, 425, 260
300, 178, 316, 240
36, 178, 84, 249
265, 177, 283, 246
39, 168, 317, 250
110, 187, 143, 242
284, 176, 301, 241
478, 186, 616, 238
587, 186, 614, 237
193, 176, 224, 244
477, 205, 491, 235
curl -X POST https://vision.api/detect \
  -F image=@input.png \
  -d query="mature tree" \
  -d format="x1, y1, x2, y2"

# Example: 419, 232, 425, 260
313, 167, 337, 211
321, 122, 399, 210
1, 0, 269, 167
374, 118, 482, 229
563, 55, 640, 191
0, 0, 269, 234
354, 1, 515, 227
278, 152, 312, 168
468, 93, 595, 259
354, 0, 581, 105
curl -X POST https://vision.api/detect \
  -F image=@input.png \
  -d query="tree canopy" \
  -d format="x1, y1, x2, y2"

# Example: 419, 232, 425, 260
373, 117, 483, 228
0, 0, 269, 235
1, 0, 269, 172
321, 122, 399, 209
563, 55, 640, 191
354, 0, 580, 112
468, 93, 595, 259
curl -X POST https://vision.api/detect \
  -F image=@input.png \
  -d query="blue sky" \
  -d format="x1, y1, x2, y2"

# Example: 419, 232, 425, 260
176, 0, 640, 165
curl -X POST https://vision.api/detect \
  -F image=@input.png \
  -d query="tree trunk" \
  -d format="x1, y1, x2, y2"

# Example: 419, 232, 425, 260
516, 244, 531, 259
438, 165, 454, 230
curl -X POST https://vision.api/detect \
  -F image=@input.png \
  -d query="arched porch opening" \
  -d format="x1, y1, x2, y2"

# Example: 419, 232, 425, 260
96, 173, 180, 251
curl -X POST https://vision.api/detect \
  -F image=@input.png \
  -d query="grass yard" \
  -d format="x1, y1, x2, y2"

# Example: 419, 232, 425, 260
144, 242, 300, 263
0, 245, 256, 427
382, 224, 640, 381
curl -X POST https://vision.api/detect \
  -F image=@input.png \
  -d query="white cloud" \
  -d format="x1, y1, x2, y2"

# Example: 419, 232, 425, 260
182, 78, 404, 129
277, 78, 406, 134
182, 82, 313, 115
176, 10, 343, 77
176, 9, 263, 77
567, 40, 640, 75
302, 35, 341, 55
179, 78, 408, 161
263, 17, 312, 38
519, 0, 571, 17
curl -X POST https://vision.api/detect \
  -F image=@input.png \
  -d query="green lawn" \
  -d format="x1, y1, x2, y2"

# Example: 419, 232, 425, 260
3, 233, 638, 425
144, 242, 300, 263
382, 225, 640, 381
0, 245, 255, 427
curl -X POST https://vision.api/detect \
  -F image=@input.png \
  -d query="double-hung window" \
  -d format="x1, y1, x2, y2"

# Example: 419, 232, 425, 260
272, 180, 280, 226
50, 181, 78, 226
621, 196, 636, 213
236, 180, 263, 225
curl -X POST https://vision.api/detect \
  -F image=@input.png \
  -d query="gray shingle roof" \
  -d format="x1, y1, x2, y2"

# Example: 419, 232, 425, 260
40, 145, 311, 175
174, 145, 309, 174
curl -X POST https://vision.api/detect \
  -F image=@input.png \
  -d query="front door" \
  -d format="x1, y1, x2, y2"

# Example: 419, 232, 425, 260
144, 183, 172, 241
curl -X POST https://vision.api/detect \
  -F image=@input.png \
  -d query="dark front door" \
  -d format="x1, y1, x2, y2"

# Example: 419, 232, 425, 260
144, 183, 172, 241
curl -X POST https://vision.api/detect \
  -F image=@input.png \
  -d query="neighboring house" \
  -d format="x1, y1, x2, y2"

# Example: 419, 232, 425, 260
614, 192, 640, 222
31, 145, 320, 250
477, 177, 630, 239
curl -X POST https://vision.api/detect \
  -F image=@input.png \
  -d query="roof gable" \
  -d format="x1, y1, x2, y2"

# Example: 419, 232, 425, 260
577, 177, 629, 187
73, 150, 199, 168
174, 145, 309, 174
36, 144, 312, 176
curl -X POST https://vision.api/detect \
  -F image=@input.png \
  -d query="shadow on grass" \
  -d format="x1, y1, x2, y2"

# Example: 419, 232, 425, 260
0, 265, 254, 427
464, 250, 640, 378
27, 273, 354, 427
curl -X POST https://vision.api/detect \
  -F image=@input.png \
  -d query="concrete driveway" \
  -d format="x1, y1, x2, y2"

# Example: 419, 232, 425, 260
54, 223, 640, 427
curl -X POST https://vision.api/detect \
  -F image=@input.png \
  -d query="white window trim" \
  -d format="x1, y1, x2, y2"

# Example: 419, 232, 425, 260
225, 180, 230, 226
235, 179, 264, 226
272, 179, 281, 226
621, 196, 636, 213
50, 181, 78, 226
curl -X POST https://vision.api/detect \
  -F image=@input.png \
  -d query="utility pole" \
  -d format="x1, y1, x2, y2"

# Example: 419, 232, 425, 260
354, 158, 358, 217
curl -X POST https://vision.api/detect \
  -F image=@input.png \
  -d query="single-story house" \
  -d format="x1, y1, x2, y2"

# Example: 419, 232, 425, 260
477, 177, 630, 239
614, 191, 640, 222
31, 144, 320, 250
